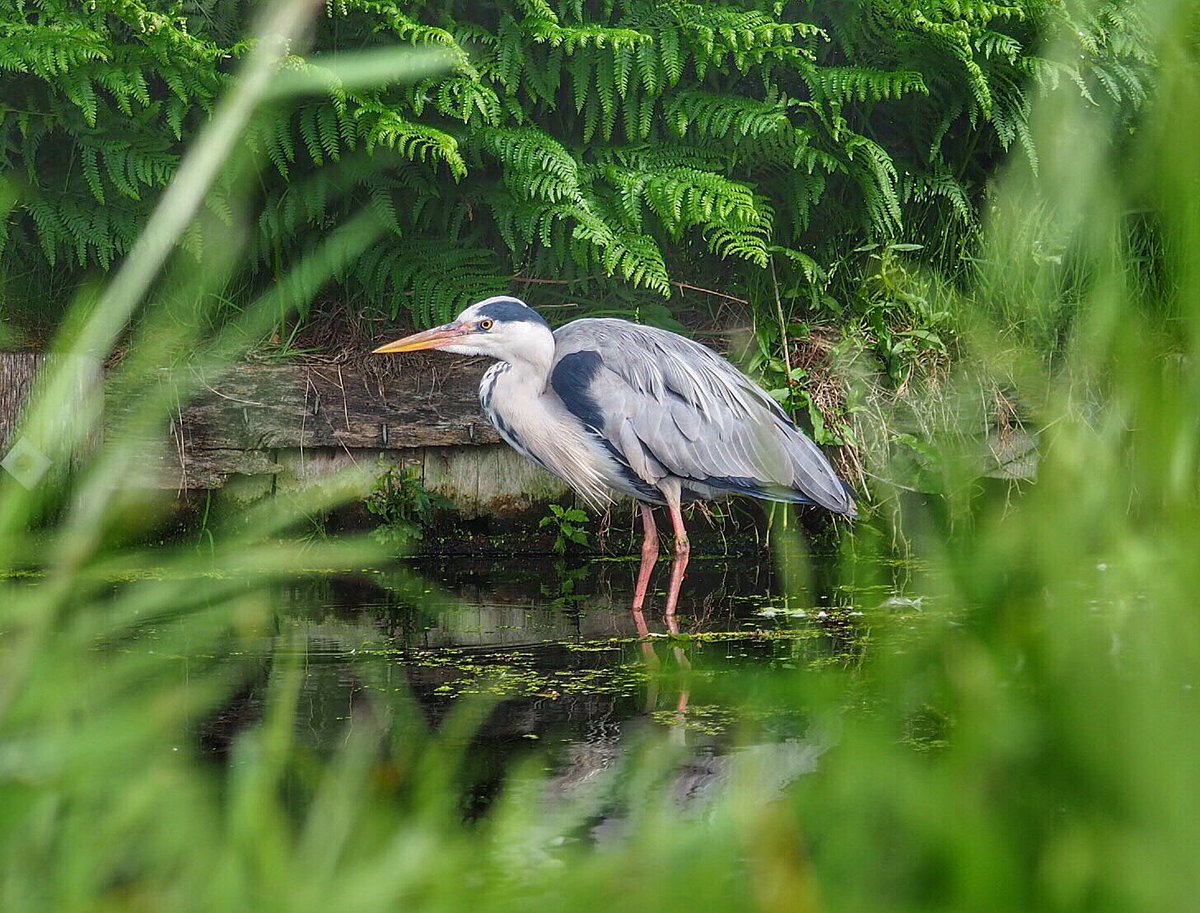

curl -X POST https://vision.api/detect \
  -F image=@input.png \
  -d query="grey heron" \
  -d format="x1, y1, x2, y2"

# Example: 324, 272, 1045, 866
373, 296, 856, 615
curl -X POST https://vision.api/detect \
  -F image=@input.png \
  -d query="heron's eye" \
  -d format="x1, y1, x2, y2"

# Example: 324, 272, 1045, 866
479, 319, 494, 331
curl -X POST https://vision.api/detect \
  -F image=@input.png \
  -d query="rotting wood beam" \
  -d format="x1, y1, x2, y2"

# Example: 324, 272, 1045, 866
3, 353, 1038, 505
159, 358, 501, 452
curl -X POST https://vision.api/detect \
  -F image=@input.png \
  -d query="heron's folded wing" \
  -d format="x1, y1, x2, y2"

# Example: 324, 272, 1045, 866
551, 320, 854, 513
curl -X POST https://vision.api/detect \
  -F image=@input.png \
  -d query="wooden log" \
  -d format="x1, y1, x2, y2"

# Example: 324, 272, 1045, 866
131, 445, 284, 491
6, 351, 1038, 507
165, 358, 500, 452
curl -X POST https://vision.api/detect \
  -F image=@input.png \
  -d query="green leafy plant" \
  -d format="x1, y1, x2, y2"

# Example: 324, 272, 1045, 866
850, 242, 953, 384
1, 0, 1154, 338
363, 461, 449, 550
744, 310, 863, 449
746, 319, 825, 438
539, 502, 591, 554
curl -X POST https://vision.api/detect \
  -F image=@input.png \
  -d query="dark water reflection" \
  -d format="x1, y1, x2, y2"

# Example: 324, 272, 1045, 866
205, 549, 899, 820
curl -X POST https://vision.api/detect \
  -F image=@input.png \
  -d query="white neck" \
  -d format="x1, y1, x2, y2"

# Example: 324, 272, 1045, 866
498, 323, 555, 392
479, 326, 615, 509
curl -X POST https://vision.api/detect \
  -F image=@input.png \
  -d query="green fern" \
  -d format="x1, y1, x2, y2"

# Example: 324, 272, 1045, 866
666, 90, 792, 141
0, 0, 1156, 334
351, 241, 508, 326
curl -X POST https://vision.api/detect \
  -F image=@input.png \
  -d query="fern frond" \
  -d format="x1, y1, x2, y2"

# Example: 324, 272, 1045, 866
476, 126, 583, 202
357, 103, 466, 179
666, 90, 791, 140
844, 133, 902, 233
352, 241, 508, 326
801, 64, 927, 105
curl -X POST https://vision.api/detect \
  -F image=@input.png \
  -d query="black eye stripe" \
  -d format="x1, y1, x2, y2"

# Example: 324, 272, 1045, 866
473, 299, 548, 328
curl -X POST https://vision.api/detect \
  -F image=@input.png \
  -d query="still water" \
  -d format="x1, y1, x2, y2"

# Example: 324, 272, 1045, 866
202, 549, 909, 819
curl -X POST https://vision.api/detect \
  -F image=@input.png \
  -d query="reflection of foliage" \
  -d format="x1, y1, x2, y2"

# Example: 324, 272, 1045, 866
414, 646, 643, 700
363, 462, 449, 551
539, 503, 591, 554
652, 704, 736, 736
538, 561, 591, 610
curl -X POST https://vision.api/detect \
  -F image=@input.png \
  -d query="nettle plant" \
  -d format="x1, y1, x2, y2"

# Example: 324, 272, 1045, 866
1, 0, 1152, 331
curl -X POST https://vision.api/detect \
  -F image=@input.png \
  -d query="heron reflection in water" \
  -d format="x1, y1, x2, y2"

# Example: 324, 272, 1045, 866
373, 296, 856, 616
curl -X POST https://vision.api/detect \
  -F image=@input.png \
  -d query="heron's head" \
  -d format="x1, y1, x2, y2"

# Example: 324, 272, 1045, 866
372, 296, 553, 365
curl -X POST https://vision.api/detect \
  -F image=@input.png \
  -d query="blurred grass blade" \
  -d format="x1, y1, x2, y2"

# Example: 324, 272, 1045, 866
268, 47, 454, 97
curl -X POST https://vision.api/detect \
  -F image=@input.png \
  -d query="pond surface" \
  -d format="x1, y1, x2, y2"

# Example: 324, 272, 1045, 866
202, 547, 912, 820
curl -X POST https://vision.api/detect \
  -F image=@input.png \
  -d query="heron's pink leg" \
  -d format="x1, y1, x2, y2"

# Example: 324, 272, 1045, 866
631, 503, 660, 621
629, 503, 664, 697
664, 500, 690, 618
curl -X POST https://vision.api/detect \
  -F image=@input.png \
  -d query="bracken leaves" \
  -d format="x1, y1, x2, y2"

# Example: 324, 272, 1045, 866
0, 0, 1154, 327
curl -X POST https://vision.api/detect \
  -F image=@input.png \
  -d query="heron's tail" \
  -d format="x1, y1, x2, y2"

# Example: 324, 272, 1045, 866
686, 474, 858, 517
778, 421, 859, 517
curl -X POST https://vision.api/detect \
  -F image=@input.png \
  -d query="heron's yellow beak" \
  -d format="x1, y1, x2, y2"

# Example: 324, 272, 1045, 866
372, 322, 469, 354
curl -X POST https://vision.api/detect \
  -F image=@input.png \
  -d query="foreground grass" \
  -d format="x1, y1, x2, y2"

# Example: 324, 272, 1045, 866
3, 1, 1200, 910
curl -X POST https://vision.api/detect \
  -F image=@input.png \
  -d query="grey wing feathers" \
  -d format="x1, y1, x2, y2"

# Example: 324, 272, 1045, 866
551, 319, 855, 516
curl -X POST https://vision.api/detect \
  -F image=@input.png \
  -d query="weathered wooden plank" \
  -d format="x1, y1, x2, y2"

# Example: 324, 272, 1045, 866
153, 446, 283, 491
983, 429, 1038, 481
163, 358, 500, 452
462, 444, 570, 513
273, 447, 423, 489
269, 445, 567, 516
1, 353, 102, 481
0, 353, 40, 453
421, 445, 569, 517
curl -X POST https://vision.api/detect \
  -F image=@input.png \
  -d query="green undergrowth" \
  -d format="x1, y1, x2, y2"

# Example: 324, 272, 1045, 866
1, 0, 1155, 378
3, 2, 1200, 912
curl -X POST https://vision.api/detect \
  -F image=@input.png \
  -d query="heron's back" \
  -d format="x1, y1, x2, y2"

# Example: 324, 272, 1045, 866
550, 318, 856, 516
